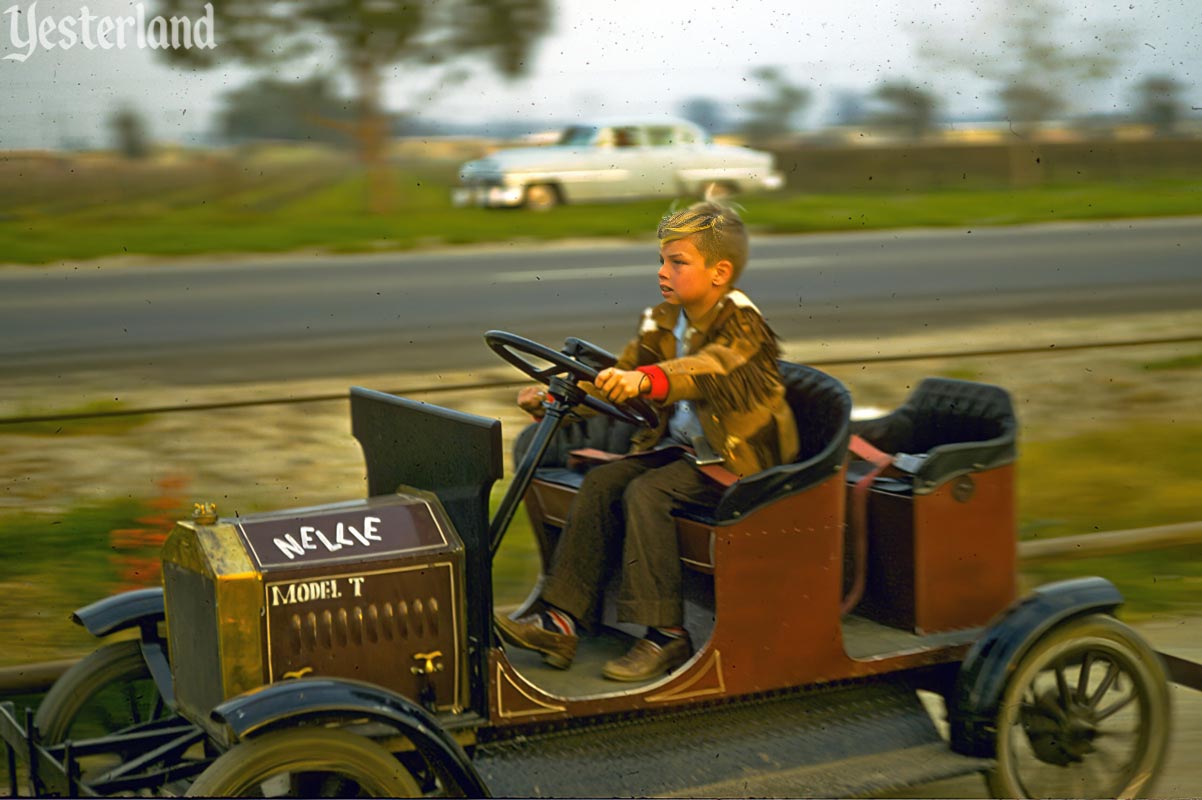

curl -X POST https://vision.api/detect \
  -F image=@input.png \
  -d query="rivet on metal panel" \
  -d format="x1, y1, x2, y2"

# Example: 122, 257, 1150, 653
952, 475, 976, 503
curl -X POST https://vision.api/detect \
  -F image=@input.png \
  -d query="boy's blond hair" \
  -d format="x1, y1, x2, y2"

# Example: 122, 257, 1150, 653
657, 201, 750, 283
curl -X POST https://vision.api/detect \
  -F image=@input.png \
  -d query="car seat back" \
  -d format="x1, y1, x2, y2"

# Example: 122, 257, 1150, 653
851, 378, 1016, 493
711, 362, 851, 522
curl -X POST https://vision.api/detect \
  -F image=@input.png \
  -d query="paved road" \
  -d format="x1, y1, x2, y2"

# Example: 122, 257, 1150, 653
2, 218, 1200, 384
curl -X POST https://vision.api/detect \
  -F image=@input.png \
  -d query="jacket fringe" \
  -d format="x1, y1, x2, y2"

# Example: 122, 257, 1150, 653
693, 306, 782, 415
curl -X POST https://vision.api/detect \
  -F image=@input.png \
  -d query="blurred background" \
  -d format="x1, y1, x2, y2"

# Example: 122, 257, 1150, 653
1, 0, 1200, 260
1, 5, 1201, 790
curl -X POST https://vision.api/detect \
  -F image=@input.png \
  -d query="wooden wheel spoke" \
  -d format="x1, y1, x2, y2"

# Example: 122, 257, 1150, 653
124, 682, 143, 724
1075, 651, 1096, 704
1054, 660, 1073, 707
1095, 688, 1138, 721
1088, 660, 1121, 708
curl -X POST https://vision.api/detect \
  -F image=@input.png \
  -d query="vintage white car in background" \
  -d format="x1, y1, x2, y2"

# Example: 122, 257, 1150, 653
453, 117, 785, 209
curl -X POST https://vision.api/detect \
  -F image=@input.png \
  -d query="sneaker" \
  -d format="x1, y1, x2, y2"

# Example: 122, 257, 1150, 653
495, 611, 578, 670
602, 635, 691, 682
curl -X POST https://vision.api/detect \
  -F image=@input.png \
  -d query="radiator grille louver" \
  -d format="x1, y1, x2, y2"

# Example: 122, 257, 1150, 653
284, 597, 445, 653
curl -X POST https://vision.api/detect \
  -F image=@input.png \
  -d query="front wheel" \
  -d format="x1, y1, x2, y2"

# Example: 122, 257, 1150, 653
987, 614, 1170, 799
186, 728, 421, 797
523, 183, 560, 211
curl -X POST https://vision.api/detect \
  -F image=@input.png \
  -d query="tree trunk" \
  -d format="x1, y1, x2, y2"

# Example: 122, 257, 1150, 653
353, 60, 393, 215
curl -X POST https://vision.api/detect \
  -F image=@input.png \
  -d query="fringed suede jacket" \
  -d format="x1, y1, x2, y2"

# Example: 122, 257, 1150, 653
614, 289, 799, 478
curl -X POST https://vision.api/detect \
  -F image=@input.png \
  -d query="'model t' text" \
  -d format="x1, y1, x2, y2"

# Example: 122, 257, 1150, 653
273, 516, 382, 561
270, 576, 367, 607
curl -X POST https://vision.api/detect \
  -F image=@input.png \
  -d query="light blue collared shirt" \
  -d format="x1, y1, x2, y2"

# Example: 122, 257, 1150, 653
667, 311, 705, 446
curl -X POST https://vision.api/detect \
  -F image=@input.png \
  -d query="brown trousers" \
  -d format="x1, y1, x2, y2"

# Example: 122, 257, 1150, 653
540, 449, 724, 628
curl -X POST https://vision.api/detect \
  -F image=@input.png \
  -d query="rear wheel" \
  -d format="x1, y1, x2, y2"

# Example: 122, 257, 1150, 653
36, 638, 171, 742
523, 183, 560, 211
186, 728, 421, 797
987, 614, 1170, 799
35, 639, 178, 784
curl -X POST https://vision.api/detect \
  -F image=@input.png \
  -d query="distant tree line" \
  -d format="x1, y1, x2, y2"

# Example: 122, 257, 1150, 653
106, 0, 1194, 157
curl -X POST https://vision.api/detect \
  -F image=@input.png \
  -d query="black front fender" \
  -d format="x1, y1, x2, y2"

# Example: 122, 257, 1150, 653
949, 576, 1123, 757
211, 678, 489, 798
72, 588, 164, 637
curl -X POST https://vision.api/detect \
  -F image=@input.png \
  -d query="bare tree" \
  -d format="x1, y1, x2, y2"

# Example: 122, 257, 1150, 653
917, 0, 1129, 130
741, 67, 810, 142
110, 106, 151, 159
1134, 74, 1187, 135
869, 82, 939, 140
151, 0, 552, 211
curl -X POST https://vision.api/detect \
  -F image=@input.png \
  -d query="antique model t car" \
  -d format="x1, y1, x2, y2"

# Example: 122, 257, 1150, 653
3, 331, 1199, 797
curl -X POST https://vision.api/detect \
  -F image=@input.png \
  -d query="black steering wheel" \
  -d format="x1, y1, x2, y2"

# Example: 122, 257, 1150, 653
485, 330, 659, 428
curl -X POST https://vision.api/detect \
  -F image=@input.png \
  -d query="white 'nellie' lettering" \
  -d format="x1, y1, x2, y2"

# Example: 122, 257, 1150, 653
272, 515, 385, 560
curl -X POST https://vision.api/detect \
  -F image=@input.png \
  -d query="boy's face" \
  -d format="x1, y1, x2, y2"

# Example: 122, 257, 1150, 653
657, 236, 730, 315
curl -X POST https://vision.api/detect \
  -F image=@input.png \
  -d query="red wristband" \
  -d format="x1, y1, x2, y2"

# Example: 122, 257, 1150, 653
635, 366, 669, 401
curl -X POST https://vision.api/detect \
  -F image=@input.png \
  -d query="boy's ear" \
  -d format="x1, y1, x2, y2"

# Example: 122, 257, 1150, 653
711, 259, 734, 287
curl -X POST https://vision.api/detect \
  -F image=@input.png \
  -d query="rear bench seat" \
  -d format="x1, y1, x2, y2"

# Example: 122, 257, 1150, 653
845, 377, 1018, 632
847, 377, 1017, 494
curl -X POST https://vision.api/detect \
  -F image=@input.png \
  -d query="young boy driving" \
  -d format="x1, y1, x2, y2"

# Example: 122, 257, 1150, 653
497, 200, 798, 682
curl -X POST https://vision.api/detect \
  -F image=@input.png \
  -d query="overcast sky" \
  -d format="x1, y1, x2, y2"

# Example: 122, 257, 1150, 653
1, 0, 1197, 149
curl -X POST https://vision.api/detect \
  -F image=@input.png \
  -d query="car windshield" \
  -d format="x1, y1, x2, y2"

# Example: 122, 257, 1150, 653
559, 126, 598, 146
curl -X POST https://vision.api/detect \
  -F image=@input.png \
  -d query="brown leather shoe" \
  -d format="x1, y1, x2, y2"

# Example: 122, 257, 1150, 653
495, 611, 578, 669
602, 635, 691, 682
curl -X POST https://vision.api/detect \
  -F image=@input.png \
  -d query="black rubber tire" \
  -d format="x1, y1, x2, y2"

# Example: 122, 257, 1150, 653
34, 639, 169, 743
523, 183, 560, 210
986, 614, 1170, 799
186, 727, 421, 797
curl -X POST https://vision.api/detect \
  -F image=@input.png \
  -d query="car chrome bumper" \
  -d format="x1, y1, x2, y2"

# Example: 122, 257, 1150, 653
452, 185, 525, 208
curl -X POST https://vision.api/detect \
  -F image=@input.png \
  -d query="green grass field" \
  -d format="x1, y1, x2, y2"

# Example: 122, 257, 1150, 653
1, 150, 1199, 264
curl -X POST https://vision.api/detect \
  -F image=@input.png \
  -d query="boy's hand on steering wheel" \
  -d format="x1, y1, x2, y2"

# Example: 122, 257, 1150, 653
595, 368, 650, 404
517, 385, 547, 418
